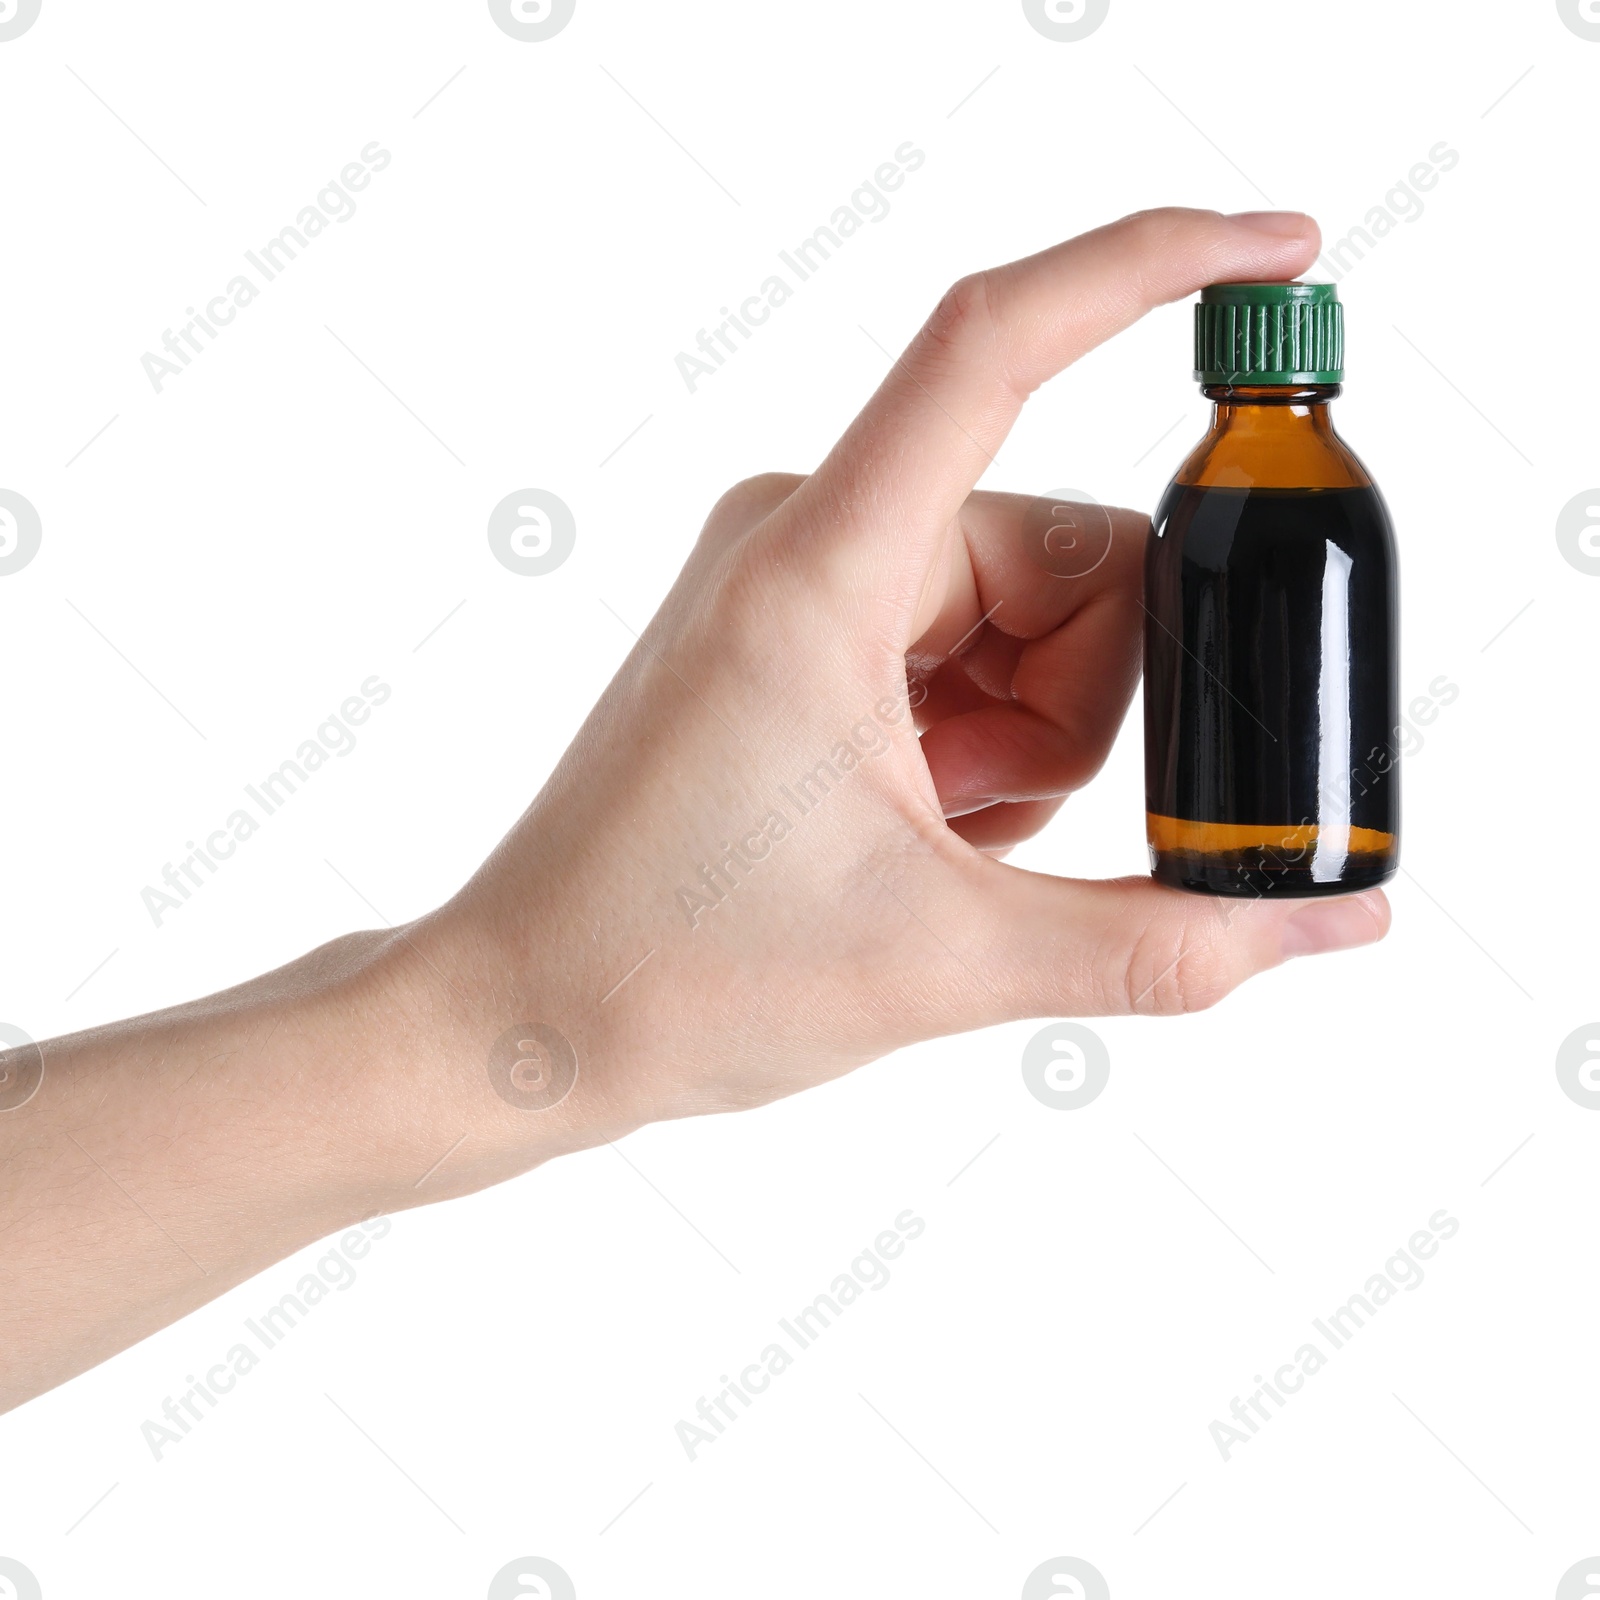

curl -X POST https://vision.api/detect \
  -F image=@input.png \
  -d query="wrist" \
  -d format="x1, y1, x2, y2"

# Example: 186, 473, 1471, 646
358, 900, 639, 1211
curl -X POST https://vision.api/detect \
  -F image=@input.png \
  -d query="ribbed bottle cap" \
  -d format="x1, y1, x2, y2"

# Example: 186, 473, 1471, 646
1194, 282, 1343, 385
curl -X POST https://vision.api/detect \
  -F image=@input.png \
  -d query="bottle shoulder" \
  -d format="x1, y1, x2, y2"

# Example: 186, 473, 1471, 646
1172, 418, 1376, 492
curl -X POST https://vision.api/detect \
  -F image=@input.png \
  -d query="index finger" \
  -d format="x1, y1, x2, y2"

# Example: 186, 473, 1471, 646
790, 207, 1320, 593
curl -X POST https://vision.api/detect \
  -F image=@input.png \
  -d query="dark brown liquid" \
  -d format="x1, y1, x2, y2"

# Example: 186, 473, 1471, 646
1144, 484, 1399, 897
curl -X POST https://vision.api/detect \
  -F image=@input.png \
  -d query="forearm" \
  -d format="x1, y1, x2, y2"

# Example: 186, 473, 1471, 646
0, 915, 580, 1412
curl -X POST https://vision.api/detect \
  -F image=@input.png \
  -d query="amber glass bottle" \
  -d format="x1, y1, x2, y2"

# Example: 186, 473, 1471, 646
1144, 282, 1398, 897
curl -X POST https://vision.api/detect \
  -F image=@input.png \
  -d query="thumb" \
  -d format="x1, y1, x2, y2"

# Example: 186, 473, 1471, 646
967, 862, 1391, 1019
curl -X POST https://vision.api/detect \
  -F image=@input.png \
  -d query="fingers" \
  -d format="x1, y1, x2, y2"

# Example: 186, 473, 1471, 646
967, 864, 1390, 1019
920, 598, 1141, 818
944, 796, 1065, 852
910, 493, 1147, 819
911, 491, 1147, 656
780, 207, 1320, 630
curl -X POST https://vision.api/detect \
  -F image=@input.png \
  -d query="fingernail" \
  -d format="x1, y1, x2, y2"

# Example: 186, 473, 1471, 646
1281, 896, 1385, 959
1226, 209, 1313, 238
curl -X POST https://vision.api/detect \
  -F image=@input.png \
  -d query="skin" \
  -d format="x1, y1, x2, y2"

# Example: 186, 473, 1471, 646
0, 208, 1389, 1413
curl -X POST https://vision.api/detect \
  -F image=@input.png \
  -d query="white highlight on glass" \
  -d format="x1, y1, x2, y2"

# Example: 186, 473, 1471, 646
1311, 541, 1353, 884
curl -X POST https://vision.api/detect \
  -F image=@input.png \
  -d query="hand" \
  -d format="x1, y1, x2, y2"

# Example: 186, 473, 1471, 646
0, 207, 1391, 1410
425, 205, 1391, 1163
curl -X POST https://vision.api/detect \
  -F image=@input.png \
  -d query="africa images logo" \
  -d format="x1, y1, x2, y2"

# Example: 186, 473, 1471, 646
0, 490, 42, 575
488, 0, 575, 42
0, 0, 41, 42
1021, 0, 1109, 42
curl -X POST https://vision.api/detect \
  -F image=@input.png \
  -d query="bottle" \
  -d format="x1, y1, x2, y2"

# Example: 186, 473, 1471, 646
1143, 281, 1398, 897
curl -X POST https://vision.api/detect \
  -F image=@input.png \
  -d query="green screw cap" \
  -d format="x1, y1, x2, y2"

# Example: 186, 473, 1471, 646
1194, 282, 1343, 385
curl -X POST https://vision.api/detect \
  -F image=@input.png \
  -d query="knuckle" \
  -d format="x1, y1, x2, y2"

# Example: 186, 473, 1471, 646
920, 271, 999, 366
732, 469, 807, 507
1121, 205, 1185, 243
1117, 207, 1215, 303
1122, 917, 1233, 1016
1121, 205, 1212, 251
703, 472, 806, 539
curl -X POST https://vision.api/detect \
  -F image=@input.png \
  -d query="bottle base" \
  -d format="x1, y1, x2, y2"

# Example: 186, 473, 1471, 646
1146, 815, 1397, 899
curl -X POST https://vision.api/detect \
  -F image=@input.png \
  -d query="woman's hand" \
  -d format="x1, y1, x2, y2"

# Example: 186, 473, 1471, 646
426, 206, 1391, 1167
0, 207, 1390, 1412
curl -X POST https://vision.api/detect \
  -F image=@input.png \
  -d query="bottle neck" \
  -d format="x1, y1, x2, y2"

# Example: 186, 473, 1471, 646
1176, 383, 1369, 491
1202, 382, 1340, 431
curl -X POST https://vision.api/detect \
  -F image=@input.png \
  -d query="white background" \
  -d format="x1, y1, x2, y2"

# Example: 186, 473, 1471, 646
1, 1, 1596, 1596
